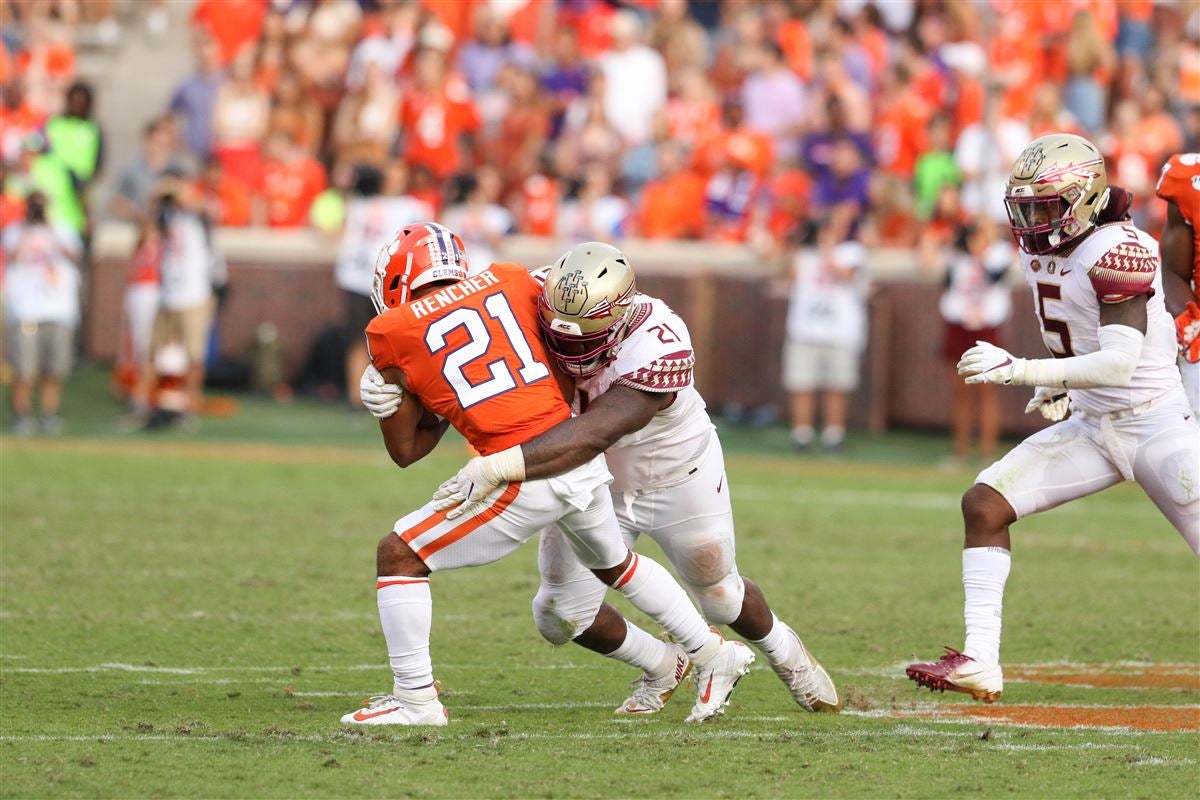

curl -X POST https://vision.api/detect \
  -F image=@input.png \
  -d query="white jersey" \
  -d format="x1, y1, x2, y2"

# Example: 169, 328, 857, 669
1019, 221, 1181, 415
573, 294, 714, 493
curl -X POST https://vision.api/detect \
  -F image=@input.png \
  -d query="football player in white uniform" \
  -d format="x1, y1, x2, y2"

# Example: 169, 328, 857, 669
434, 243, 840, 718
907, 133, 1200, 704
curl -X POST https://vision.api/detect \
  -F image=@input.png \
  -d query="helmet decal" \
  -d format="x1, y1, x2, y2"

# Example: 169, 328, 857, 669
553, 269, 589, 314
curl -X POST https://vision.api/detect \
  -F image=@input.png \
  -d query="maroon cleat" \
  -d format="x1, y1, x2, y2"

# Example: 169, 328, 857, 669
905, 647, 1003, 703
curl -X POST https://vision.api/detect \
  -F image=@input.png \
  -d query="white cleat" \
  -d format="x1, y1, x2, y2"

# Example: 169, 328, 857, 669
770, 628, 842, 712
616, 643, 692, 716
685, 640, 755, 723
340, 693, 448, 727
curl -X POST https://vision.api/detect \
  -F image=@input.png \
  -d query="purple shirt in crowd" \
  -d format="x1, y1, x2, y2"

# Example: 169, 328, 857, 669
169, 71, 224, 159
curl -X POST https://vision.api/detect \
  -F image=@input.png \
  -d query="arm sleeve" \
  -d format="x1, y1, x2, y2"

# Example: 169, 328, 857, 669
1018, 324, 1143, 389
1087, 241, 1157, 304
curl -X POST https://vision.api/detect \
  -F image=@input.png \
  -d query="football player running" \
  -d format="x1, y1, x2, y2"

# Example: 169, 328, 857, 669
433, 242, 840, 716
1155, 152, 1200, 416
906, 134, 1200, 704
345, 224, 753, 726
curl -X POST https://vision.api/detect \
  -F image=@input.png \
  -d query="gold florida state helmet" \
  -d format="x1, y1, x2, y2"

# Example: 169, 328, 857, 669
1005, 133, 1111, 255
537, 242, 637, 378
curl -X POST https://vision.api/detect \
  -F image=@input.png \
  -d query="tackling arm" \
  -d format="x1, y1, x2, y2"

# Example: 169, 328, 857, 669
519, 384, 672, 480
1159, 202, 1195, 317
376, 366, 451, 468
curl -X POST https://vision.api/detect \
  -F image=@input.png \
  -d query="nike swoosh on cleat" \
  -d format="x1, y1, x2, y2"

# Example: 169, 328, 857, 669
699, 675, 714, 704
353, 706, 401, 721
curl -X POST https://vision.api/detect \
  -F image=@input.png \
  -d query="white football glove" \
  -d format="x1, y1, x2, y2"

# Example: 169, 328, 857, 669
958, 341, 1027, 386
431, 446, 526, 520
359, 364, 403, 419
1024, 386, 1070, 421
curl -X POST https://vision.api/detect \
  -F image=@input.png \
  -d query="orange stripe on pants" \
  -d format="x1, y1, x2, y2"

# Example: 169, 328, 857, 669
414, 482, 523, 561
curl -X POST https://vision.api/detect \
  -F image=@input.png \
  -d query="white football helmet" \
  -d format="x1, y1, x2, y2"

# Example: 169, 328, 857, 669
537, 242, 637, 378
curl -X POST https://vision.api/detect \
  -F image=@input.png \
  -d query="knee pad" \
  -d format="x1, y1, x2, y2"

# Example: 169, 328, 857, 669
691, 571, 746, 625
531, 580, 605, 646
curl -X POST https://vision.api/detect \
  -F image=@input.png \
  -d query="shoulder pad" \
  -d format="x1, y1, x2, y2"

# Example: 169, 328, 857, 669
1087, 239, 1157, 304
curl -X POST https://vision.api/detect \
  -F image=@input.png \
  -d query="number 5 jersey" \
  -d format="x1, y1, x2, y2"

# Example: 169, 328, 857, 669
1021, 221, 1182, 415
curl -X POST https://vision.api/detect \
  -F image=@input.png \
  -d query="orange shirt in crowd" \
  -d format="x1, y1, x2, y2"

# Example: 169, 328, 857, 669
260, 157, 326, 228
198, 176, 253, 227
776, 19, 811, 81
191, 0, 268, 66
519, 173, 557, 236
989, 33, 1041, 121
638, 170, 706, 239
665, 98, 721, 149
17, 42, 75, 83
400, 80, 480, 180
1181, 41, 1200, 105
563, 2, 614, 59
876, 90, 930, 177
421, 0, 475, 42
951, 77, 984, 138
767, 168, 810, 241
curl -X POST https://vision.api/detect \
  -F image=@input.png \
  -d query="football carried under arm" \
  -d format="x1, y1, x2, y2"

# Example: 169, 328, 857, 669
375, 365, 450, 468
432, 385, 670, 518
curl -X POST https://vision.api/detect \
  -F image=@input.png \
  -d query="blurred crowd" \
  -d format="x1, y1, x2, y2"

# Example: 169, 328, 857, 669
2, 0, 1199, 437
99, 0, 1200, 253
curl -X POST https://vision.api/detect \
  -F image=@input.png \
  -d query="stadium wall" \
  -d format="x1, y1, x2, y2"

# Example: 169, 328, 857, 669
90, 226, 1053, 435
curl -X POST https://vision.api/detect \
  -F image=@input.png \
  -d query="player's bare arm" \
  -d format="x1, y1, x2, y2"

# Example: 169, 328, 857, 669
376, 366, 450, 468
1160, 203, 1194, 317
520, 385, 673, 479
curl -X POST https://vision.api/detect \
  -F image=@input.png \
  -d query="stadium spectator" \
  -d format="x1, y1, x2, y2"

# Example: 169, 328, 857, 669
937, 220, 1014, 465
457, 5, 536, 94
148, 173, 216, 420
953, 90, 1030, 224
113, 220, 161, 409
44, 79, 101, 236
441, 165, 512, 270
1062, 9, 1115, 135
540, 27, 588, 140
636, 141, 705, 240
335, 164, 432, 409
168, 35, 225, 160
330, 61, 399, 169
266, 72, 324, 156
16, 12, 76, 116
258, 131, 327, 228
740, 42, 808, 165
211, 50, 269, 189
557, 162, 628, 241
111, 119, 188, 225
912, 113, 961, 220
782, 239, 870, 452
0, 82, 45, 165
195, 157, 252, 228
598, 10, 666, 148
189, 0, 267, 68
2, 191, 82, 436
345, 2, 417, 92
400, 46, 479, 180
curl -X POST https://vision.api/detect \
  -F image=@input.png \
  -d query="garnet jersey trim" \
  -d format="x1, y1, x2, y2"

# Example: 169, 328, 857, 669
1088, 242, 1157, 304
615, 349, 696, 393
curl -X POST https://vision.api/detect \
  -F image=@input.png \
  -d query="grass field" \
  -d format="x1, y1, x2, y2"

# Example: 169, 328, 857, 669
2, 373, 1198, 798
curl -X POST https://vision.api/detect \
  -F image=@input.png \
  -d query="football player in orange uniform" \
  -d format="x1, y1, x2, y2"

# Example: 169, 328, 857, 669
342, 223, 753, 726
1155, 152, 1200, 414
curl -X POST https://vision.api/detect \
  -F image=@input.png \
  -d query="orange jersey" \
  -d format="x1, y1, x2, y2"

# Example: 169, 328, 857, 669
1155, 153, 1200, 291
365, 262, 570, 455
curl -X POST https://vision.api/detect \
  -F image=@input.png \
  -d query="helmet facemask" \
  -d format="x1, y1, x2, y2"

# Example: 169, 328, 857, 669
538, 297, 631, 378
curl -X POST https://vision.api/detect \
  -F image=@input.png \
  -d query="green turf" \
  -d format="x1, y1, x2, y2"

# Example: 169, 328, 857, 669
1, 373, 1197, 798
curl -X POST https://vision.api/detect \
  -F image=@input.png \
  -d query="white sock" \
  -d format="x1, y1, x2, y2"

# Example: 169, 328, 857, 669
961, 547, 1011, 666
610, 553, 719, 663
608, 620, 675, 676
376, 577, 435, 695
791, 425, 814, 445
821, 426, 845, 447
748, 614, 798, 668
